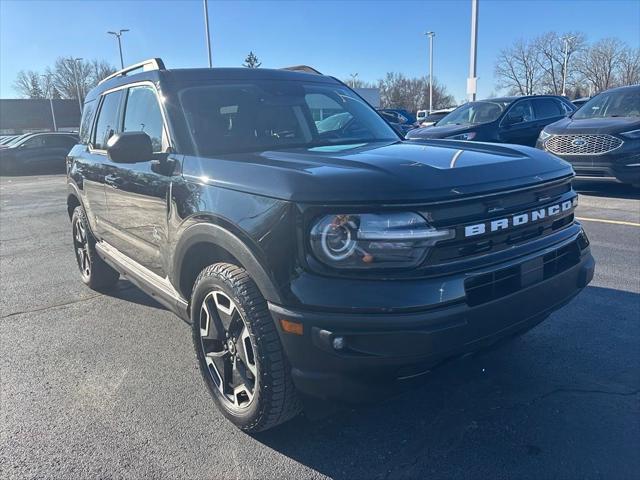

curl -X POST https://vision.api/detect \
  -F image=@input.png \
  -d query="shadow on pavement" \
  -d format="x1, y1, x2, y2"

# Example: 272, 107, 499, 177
252, 285, 640, 479
573, 179, 639, 200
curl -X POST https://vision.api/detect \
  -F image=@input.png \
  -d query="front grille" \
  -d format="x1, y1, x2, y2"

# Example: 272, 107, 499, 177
545, 134, 623, 156
465, 243, 580, 306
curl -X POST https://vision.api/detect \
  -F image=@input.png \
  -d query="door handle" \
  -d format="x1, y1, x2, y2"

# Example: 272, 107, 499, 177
104, 174, 119, 189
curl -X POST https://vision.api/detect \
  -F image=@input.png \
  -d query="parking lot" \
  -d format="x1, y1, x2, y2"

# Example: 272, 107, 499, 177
0, 174, 638, 479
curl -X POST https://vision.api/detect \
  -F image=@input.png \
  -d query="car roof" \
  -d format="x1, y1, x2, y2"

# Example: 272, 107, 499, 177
87, 66, 340, 102
598, 84, 640, 94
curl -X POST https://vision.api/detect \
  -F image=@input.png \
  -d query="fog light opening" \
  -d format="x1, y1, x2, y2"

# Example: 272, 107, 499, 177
332, 336, 346, 351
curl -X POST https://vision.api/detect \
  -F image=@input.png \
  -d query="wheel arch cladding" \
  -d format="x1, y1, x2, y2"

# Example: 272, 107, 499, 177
67, 193, 81, 219
174, 223, 282, 304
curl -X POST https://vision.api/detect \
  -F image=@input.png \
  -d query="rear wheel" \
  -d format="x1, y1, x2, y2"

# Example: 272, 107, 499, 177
71, 206, 119, 290
191, 263, 300, 432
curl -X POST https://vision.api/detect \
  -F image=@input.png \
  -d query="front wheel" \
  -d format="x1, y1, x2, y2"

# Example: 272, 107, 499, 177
71, 206, 120, 290
191, 263, 300, 432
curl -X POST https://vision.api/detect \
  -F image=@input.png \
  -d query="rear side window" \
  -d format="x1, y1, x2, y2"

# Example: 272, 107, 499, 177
93, 91, 123, 150
533, 98, 564, 119
123, 86, 165, 152
79, 100, 96, 144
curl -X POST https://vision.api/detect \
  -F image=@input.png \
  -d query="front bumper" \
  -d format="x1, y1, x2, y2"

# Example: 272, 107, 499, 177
270, 228, 594, 401
537, 139, 640, 184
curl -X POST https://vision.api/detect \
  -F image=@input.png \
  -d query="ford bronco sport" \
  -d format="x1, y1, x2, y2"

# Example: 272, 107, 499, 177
67, 59, 595, 432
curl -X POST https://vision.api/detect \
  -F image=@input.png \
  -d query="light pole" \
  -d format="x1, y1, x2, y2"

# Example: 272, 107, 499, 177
425, 31, 435, 113
349, 73, 359, 87
107, 29, 129, 69
467, 0, 479, 102
72, 57, 83, 113
561, 35, 576, 97
203, 0, 213, 67
41, 74, 57, 132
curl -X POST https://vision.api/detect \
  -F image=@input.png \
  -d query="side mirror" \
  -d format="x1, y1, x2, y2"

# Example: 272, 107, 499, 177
106, 132, 153, 163
504, 114, 524, 126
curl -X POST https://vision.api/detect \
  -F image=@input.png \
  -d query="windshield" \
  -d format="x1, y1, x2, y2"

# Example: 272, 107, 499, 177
573, 89, 640, 119
178, 80, 399, 155
437, 100, 511, 126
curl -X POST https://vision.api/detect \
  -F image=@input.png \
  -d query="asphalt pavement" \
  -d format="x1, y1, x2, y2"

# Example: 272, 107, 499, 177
1, 175, 638, 479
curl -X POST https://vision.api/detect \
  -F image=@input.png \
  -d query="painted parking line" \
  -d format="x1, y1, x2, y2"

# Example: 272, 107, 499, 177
576, 217, 640, 227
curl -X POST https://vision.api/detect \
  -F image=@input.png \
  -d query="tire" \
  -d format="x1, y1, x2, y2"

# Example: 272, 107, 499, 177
71, 206, 120, 290
191, 262, 300, 432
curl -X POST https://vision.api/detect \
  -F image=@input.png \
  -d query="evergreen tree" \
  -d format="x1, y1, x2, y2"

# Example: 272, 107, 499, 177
243, 51, 261, 68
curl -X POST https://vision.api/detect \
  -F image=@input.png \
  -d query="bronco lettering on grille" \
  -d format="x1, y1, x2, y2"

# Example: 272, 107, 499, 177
464, 198, 577, 238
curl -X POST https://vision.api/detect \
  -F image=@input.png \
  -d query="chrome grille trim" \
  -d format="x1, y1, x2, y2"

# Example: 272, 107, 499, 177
545, 134, 623, 156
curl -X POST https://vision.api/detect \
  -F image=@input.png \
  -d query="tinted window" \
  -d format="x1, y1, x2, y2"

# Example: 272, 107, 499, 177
21, 136, 45, 149
506, 100, 534, 123
123, 86, 165, 152
574, 89, 640, 119
438, 101, 510, 126
93, 91, 123, 150
533, 98, 564, 119
79, 100, 96, 144
178, 81, 397, 156
45, 135, 77, 148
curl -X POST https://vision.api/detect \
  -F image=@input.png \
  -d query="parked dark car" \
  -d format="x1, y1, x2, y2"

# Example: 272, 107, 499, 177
572, 97, 591, 109
67, 59, 594, 432
406, 96, 576, 146
0, 132, 78, 175
378, 108, 419, 134
537, 85, 640, 186
0, 135, 20, 145
418, 108, 456, 127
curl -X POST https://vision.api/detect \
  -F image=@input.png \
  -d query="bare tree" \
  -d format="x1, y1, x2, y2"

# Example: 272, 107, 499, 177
535, 32, 585, 94
45, 57, 115, 102
377, 72, 454, 112
494, 39, 544, 95
575, 38, 624, 93
618, 47, 640, 86
13, 70, 44, 98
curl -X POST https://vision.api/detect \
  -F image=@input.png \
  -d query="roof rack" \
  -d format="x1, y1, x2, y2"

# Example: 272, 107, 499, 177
280, 65, 323, 75
98, 58, 166, 85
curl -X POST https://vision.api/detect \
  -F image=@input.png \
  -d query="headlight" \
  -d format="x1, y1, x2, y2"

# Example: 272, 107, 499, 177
620, 129, 640, 139
445, 132, 476, 140
538, 130, 552, 141
309, 212, 454, 269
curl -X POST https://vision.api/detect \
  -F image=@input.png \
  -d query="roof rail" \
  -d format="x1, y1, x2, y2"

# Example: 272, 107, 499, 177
98, 58, 166, 85
281, 65, 323, 75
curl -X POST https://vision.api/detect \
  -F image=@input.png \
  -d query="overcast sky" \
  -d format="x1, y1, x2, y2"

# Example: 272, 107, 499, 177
1, 0, 639, 101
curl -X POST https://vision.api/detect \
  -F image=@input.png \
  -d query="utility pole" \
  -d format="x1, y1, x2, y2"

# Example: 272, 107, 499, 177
41, 74, 57, 132
426, 31, 435, 113
467, 0, 479, 102
561, 35, 576, 97
72, 57, 83, 113
203, 0, 213, 67
107, 29, 129, 69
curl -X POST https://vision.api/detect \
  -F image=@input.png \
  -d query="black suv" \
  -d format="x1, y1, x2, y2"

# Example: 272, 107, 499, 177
406, 95, 575, 146
67, 59, 595, 432
536, 85, 640, 186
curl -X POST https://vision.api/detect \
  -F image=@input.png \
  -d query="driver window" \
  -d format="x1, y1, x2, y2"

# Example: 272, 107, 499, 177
506, 100, 534, 123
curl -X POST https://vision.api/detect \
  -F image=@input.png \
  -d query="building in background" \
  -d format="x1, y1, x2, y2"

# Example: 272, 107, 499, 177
0, 99, 80, 134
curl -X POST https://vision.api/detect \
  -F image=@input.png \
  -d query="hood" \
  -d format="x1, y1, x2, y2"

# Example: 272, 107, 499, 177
183, 140, 572, 203
406, 124, 474, 139
544, 116, 640, 135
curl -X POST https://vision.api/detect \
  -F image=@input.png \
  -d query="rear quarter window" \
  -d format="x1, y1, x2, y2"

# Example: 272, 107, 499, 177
79, 100, 96, 144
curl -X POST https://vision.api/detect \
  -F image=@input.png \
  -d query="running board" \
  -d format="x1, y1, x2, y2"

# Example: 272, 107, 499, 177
95, 241, 190, 321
